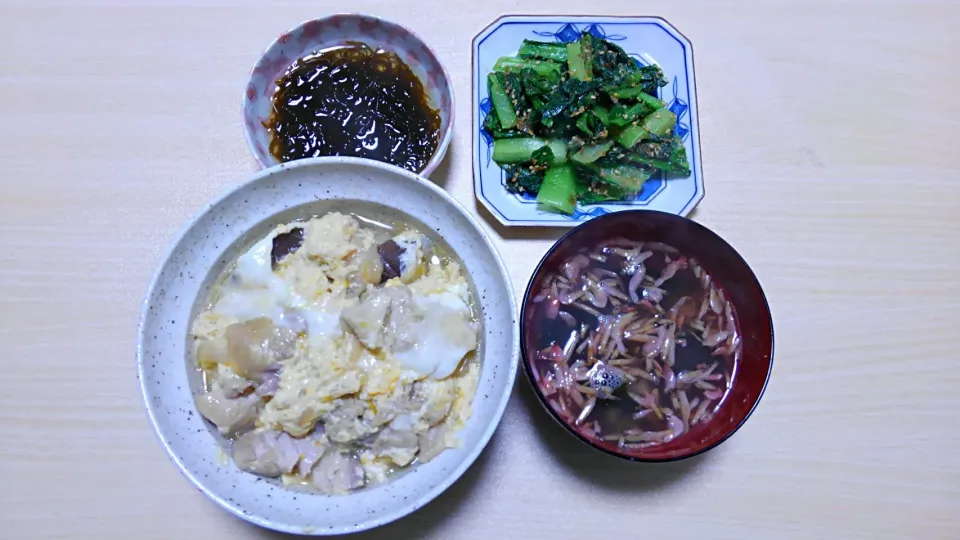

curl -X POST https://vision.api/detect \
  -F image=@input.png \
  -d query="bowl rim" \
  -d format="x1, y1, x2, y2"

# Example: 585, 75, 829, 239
519, 209, 774, 462
240, 13, 455, 177
470, 14, 704, 227
136, 156, 518, 534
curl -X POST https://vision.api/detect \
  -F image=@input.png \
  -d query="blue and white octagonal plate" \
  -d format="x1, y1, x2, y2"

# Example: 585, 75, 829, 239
472, 16, 703, 227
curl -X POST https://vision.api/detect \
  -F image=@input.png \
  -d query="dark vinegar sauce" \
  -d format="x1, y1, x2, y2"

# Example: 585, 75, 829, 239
265, 42, 441, 173
532, 242, 741, 447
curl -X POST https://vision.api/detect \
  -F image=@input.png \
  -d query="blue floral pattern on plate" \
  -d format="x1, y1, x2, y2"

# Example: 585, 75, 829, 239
534, 23, 627, 43
473, 16, 703, 227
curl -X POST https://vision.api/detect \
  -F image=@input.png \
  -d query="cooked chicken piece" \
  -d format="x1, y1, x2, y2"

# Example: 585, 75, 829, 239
344, 280, 367, 300
341, 285, 424, 353
414, 378, 456, 426
224, 318, 296, 382
321, 398, 375, 443
195, 386, 257, 436
340, 289, 392, 349
213, 364, 254, 398
434, 311, 479, 377
311, 451, 365, 494
372, 423, 419, 467
276, 308, 308, 334
232, 429, 301, 477
365, 385, 420, 426
255, 371, 280, 397
418, 425, 449, 463
292, 432, 328, 476
353, 246, 384, 285
383, 286, 423, 353
196, 337, 228, 368
344, 284, 476, 379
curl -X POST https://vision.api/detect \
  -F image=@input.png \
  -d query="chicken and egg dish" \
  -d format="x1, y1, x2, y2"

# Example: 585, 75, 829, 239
191, 212, 480, 494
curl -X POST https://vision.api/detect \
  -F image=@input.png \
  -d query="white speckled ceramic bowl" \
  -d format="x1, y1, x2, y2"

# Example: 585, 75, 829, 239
137, 157, 518, 535
242, 14, 455, 177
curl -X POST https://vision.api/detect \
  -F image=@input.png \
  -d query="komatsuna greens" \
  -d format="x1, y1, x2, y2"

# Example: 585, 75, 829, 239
482, 32, 692, 215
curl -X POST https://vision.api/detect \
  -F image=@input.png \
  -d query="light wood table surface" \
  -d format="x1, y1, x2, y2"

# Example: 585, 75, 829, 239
2, 1, 958, 538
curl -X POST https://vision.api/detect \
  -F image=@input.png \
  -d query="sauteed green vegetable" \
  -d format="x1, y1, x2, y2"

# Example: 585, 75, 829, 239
482, 32, 691, 214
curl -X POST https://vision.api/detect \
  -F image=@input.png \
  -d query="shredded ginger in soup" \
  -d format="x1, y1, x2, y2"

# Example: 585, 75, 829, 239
530, 238, 741, 449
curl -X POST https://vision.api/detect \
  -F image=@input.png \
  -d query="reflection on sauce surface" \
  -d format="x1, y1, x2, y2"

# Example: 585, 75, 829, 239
265, 42, 441, 173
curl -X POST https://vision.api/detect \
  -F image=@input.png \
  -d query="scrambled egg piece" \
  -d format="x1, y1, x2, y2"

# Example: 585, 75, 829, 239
260, 335, 364, 437
301, 212, 375, 263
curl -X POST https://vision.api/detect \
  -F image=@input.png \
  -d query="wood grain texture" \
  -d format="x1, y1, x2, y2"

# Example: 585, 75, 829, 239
1, 1, 958, 538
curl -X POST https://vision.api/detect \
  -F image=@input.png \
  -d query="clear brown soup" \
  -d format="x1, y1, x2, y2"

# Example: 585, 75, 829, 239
529, 239, 741, 449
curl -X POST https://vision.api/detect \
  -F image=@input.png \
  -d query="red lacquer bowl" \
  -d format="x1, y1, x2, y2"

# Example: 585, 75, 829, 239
521, 210, 774, 462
